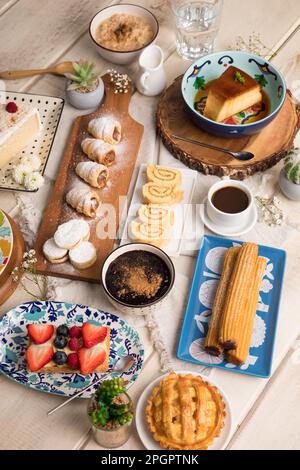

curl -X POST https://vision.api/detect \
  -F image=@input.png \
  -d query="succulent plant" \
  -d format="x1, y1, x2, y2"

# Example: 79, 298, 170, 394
89, 378, 133, 429
65, 61, 99, 92
284, 148, 300, 185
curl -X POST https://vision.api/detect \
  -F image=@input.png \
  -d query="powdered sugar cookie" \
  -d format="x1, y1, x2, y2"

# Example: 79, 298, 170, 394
69, 241, 97, 270
43, 238, 68, 264
54, 219, 90, 249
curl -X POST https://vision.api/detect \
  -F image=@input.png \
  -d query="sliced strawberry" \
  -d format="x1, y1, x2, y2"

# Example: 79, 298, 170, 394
82, 323, 108, 348
26, 343, 54, 372
78, 345, 106, 375
27, 324, 54, 344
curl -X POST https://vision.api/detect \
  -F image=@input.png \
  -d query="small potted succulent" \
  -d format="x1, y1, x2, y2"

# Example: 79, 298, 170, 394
88, 378, 134, 448
65, 61, 104, 110
279, 148, 300, 201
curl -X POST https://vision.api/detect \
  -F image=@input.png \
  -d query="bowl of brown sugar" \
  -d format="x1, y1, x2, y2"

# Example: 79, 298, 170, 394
101, 243, 175, 315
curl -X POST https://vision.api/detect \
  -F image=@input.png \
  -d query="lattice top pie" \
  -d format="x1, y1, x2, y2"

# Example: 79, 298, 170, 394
145, 373, 226, 450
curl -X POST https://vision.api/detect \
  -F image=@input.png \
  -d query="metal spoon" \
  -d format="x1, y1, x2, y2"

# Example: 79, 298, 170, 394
47, 355, 133, 416
171, 134, 255, 161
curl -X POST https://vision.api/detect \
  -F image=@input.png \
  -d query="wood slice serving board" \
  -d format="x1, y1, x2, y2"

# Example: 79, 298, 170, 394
157, 76, 300, 179
35, 74, 143, 283
0, 212, 25, 307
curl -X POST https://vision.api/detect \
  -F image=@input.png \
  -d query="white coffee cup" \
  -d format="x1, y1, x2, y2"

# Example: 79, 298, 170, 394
207, 179, 254, 229
136, 44, 167, 96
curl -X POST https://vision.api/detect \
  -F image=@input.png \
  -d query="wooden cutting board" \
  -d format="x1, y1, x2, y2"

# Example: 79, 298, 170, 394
35, 74, 144, 283
157, 76, 300, 179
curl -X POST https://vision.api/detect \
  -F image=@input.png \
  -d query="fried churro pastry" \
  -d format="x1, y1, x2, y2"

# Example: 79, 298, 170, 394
205, 246, 241, 356
219, 243, 259, 350
226, 256, 266, 365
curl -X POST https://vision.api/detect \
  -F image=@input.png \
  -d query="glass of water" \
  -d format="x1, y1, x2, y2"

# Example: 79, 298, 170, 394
171, 0, 224, 60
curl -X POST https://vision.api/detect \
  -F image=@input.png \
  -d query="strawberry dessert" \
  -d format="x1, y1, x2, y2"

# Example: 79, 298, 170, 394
25, 322, 110, 375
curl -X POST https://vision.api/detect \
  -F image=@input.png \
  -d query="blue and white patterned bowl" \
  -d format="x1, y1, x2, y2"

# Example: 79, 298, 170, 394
181, 50, 286, 137
0, 301, 144, 398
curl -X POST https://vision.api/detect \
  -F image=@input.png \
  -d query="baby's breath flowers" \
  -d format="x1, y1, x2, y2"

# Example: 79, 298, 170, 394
107, 69, 131, 94
11, 249, 48, 300
23, 171, 44, 191
12, 164, 31, 185
255, 195, 284, 227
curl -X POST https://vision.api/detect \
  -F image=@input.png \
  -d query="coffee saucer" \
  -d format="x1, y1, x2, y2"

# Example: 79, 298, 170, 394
200, 198, 258, 237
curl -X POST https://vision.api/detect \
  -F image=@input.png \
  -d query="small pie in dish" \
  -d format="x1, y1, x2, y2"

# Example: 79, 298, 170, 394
145, 373, 226, 450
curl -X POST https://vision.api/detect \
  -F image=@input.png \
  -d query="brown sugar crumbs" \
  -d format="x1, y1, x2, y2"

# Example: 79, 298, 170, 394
117, 265, 163, 299
105, 250, 171, 306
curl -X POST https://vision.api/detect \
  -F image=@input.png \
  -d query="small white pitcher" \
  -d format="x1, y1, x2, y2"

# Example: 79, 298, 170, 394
136, 45, 167, 97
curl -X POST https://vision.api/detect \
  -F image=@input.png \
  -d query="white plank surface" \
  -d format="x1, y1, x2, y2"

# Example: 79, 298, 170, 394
0, 0, 300, 451
228, 346, 300, 450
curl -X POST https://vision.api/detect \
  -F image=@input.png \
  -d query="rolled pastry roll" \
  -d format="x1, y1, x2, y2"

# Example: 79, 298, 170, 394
226, 256, 267, 365
75, 161, 109, 189
66, 188, 101, 218
205, 247, 240, 356
130, 220, 169, 248
88, 117, 122, 144
142, 182, 183, 205
146, 164, 182, 187
138, 204, 174, 228
81, 138, 115, 166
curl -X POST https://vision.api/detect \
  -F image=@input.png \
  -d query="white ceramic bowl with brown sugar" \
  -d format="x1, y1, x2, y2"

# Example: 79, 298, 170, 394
101, 243, 175, 316
89, 4, 159, 65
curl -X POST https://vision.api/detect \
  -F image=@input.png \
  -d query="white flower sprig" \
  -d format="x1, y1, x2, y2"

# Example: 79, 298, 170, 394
11, 249, 48, 300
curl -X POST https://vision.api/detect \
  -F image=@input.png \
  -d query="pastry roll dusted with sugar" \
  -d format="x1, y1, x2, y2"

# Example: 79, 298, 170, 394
88, 117, 122, 144
142, 182, 183, 205
66, 188, 101, 218
81, 138, 115, 166
75, 161, 109, 189
146, 164, 182, 187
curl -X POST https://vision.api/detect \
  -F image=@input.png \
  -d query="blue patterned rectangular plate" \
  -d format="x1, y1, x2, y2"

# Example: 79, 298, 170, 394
0, 301, 144, 397
177, 235, 286, 378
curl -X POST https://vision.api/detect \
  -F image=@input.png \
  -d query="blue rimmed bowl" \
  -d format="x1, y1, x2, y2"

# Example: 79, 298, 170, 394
181, 50, 286, 138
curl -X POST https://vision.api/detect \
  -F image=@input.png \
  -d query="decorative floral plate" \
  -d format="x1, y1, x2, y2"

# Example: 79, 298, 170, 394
0, 209, 13, 276
177, 235, 286, 378
0, 301, 144, 397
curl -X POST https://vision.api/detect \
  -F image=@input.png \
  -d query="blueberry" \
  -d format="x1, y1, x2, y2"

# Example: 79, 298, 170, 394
57, 324, 69, 337
53, 351, 68, 365
54, 335, 67, 349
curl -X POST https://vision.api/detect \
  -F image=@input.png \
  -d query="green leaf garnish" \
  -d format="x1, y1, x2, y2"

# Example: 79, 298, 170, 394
193, 76, 206, 90
254, 74, 268, 88
235, 71, 246, 85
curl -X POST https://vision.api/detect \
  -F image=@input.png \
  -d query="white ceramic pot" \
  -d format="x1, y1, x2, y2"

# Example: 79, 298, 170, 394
89, 4, 159, 65
65, 78, 104, 110
207, 179, 254, 228
279, 168, 300, 201
101, 243, 175, 316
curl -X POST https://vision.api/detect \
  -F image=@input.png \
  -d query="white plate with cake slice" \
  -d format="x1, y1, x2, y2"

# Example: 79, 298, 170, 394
0, 91, 64, 192
119, 163, 197, 256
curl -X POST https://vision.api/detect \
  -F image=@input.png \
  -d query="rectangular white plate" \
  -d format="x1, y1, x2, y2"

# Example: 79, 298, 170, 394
120, 164, 197, 256
0, 90, 64, 192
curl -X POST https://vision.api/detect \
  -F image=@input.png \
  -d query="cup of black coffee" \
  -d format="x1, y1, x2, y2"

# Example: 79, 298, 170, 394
207, 179, 253, 228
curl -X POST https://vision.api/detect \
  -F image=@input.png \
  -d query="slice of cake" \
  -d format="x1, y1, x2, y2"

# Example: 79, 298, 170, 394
203, 66, 262, 122
0, 102, 42, 169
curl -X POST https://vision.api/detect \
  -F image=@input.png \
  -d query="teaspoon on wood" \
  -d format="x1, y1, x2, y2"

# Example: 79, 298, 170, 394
172, 134, 255, 161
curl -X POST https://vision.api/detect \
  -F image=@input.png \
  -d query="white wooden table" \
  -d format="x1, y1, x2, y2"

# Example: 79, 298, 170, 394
0, 0, 300, 451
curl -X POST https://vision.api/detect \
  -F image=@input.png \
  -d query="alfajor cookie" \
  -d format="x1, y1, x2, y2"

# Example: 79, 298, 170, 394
43, 238, 69, 264
69, 241, 97, 270
54, 219, 90, 250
